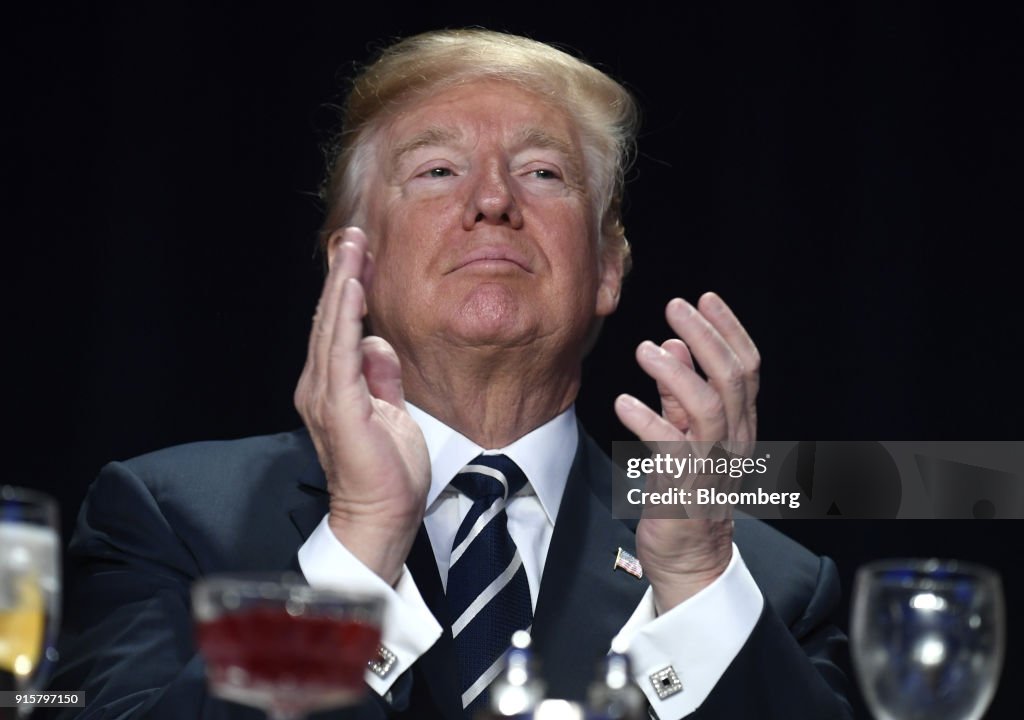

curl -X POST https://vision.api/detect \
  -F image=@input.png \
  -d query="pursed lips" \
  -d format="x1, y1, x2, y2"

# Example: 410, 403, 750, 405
447, 246, 534, 274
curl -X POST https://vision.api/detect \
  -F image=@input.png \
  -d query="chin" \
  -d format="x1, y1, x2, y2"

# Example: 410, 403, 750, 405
446, 292, 533, 349
448, 316, 534, 349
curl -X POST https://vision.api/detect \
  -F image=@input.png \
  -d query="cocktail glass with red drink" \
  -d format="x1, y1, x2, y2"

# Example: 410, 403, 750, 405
192, 575, 383, 720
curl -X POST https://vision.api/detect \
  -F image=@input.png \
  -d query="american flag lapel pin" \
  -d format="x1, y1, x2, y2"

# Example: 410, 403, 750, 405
614, 547, 643, 579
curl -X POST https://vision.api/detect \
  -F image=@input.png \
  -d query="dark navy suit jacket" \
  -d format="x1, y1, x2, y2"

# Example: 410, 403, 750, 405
46, 428, 852, 719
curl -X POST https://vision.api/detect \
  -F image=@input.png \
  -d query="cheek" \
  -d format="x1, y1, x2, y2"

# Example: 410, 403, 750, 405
549, 210, 601, 277
547, 243, 604, 317
382, 192, 462, 239
368, 202, 451, 292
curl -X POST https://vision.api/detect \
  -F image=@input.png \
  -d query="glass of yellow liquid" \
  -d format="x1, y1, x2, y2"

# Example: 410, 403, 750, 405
0, 487, 60, 717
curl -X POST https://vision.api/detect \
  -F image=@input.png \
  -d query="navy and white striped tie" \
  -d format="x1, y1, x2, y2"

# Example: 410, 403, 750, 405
446, 453, 532, 716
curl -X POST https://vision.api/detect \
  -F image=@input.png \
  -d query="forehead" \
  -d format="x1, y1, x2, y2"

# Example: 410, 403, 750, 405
379, 79, 583, 157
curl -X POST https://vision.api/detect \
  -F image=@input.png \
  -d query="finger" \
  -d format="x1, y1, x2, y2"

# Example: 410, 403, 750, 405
336, 229, 370, 324
664, 299, 747, 434
330, 225, 370, 265
297, 239, 350, 415
325, 276, 371, 403
662, 338, 693, 369
303, 230, 345, 375
361, 249, 376, 301
697, 292, 760, 407
657, 339, 694, 431
635, 340, 728, 442
307, 227, 369, 377
319, 228, 369, 375
362, 336, 404, 407
614, 393, 688, 444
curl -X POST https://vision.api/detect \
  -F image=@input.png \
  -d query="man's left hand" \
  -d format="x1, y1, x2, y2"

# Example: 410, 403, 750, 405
614, 292, 760, 612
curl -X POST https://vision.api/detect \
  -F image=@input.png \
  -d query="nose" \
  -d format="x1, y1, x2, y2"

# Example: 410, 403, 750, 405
462, 163, 524, 230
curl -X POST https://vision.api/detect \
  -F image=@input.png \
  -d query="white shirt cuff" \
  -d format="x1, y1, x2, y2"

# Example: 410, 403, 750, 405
612, 543, 763, 718
297, 515, 443, 696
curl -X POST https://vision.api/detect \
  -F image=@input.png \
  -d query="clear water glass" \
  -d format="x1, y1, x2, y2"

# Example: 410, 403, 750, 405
851, 559, 1005, 720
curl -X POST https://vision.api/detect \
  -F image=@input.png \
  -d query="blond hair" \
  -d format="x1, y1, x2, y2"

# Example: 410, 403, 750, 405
319, 29, 637, 271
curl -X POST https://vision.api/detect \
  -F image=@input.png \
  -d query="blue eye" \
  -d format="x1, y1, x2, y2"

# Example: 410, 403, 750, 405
425, 167, 453, 177
531, 169, 559, 180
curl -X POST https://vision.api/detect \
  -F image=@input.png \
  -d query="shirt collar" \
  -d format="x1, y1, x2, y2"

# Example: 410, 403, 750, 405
406, 402, 577, 526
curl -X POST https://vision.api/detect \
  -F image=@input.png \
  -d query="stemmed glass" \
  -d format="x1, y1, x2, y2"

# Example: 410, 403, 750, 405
0, 486, 61, 719
192, 574, 384, 720
851, 559, 1005, 720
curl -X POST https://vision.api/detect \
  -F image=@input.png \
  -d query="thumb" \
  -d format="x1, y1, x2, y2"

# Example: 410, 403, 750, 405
361, 336, 405, 406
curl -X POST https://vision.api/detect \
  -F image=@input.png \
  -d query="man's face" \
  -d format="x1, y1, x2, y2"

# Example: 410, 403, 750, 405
353, 79, 623, 362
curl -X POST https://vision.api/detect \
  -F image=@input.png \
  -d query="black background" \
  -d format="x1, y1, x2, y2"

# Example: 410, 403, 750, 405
8, 1, 1023, 717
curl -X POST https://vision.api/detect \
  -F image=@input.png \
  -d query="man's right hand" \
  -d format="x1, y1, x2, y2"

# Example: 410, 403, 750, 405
294, 226, 430, 587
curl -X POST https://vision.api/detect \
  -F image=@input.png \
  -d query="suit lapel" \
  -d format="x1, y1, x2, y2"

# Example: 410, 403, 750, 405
288, 437, 331, 542
532, 428, 649, 701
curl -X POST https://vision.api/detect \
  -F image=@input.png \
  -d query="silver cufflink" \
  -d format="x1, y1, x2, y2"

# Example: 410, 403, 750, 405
649, 666, 683, 699
368, 645, 397, 678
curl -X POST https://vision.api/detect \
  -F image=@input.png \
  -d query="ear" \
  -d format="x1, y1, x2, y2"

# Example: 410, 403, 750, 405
595, 239, 626, 317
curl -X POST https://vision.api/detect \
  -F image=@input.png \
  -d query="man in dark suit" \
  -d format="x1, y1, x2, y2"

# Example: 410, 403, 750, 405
48, 29, 852, 719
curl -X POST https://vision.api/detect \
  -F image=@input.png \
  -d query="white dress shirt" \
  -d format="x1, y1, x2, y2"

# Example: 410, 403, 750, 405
298, 403, 764, 718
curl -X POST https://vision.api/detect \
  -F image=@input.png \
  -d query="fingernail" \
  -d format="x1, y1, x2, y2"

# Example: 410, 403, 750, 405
617, 394, 640, 409
668, 298, 691, 315
345, 226, 367, 246
639, 341, 662, 359
703, 292, 724, 311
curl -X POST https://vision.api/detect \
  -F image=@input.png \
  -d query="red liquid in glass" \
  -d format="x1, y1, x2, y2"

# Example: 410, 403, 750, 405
196, 607, 381, 710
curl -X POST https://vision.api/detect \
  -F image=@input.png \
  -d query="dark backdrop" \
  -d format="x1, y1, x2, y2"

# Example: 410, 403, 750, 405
8, 2, 1023, 717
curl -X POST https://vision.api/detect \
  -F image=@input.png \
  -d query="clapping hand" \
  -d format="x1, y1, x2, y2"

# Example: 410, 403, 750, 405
614, 293, 760, 611
294, 227, 430, 586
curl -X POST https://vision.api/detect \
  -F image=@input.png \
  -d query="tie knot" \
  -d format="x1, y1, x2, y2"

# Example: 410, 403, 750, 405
452, 454, 528, 503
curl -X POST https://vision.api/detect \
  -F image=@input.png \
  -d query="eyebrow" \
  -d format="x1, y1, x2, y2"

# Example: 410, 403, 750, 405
387, 124, 585, 184
515, 127, 575, 158
514, 127, 585, 184
389, 126, 463, 169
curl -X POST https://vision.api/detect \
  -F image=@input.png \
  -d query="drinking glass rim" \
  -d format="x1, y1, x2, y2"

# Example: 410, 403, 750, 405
191, 572, 384, 606
0, 485, 58, 508
856, 558, 1001, 586
0, 485, 59, 528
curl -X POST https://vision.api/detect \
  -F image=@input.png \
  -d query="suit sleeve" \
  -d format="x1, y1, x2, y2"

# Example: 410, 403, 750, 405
615, 545, 764, 717
615, 547, 851, 719
687, 555, 853, 720
42, 461, 389, 720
